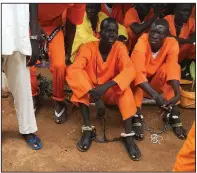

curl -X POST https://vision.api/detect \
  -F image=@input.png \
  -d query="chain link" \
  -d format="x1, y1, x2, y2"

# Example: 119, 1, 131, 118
143, 106, 172, 144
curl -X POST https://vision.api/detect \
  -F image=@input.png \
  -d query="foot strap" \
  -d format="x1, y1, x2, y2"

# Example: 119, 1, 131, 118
133, 122, 142, 127
82, 125, 95, 133
121, 131, 135, 137
171, 123, 183, 128
55, 107, 65, 118
133, 114, 144, 119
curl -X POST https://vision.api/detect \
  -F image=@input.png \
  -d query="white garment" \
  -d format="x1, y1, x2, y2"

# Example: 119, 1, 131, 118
104, 4, 112, 15
2, 4, 37, 134
152, 50, 160, 60
2, 52, 37, 134
2, 4, 32, 56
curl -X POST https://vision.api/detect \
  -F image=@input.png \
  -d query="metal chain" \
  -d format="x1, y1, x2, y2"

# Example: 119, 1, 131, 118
143, 106, 172, 144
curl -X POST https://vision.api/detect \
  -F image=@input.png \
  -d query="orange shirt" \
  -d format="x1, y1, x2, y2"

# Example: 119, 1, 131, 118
66, 41, 136, 98
101, 4, 133, 25
124, 7, 154, 51
131, 33, 180, 86
38, 4, 86, 35
173, 122, 196, 172
165, 15, 195, 39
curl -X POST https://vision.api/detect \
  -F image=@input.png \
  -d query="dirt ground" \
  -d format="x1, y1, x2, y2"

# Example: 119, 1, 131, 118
2, 69, 196, 172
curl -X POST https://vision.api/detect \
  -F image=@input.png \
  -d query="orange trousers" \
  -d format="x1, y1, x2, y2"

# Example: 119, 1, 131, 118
179, 44, 195, 63
70, 79, 136, 121
133, 64, 180, 107
173, 122, 196, 172
30, 30, 66, 101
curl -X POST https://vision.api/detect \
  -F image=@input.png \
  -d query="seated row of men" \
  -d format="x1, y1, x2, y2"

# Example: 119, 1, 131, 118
28, 3, 195, 161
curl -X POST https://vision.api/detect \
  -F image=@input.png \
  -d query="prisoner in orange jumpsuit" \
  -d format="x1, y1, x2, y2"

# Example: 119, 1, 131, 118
30, 4, 86, 124
124, 4, 161, 53
101, 3, 134, 25
164, 4, 195, 63
66, 18, 141, 161
131, 19, 187, 141
173, 122, 196, 172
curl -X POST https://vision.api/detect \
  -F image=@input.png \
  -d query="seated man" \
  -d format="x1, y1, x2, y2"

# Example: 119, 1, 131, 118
70, 3, 128, 63
131, 19, 187, 141
165, 4, 195, 63
66, 18, 141, 161
30, 4, 86, 123
124, 4, 161, 53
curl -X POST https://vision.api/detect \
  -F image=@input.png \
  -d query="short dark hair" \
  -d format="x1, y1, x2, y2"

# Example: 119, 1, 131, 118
152, 18, 170, 35
100, 17, 118, 31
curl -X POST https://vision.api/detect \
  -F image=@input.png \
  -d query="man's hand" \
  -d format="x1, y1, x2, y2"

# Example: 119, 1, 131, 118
89, 84, 109, 103
96, 99, 106, 117
89, 81, 117, 102
27, 39, 40, 66
152, 93, 167, 107
165, 95, 180, 106
117, 35, 127, 43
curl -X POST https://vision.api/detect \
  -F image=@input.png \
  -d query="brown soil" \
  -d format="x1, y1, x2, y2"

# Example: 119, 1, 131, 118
2, 69, 195, 172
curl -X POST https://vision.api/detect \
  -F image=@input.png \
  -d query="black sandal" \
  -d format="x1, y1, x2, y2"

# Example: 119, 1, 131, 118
54, 107, 68, 124
132, 114, 144, 140
121, 132, 142, 161
163, 106, 187, 140
76, 126, 94, 152
169, 115, 187, 140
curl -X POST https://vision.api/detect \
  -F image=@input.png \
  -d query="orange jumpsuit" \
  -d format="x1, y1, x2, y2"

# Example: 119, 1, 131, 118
66, 41, 137, 120
30, 4, 86, 101
101, 4, 133, 25
173, 122, 196, 172
165, 15, 195, 63
131, 33, 181, 107
124, 7, 154, 52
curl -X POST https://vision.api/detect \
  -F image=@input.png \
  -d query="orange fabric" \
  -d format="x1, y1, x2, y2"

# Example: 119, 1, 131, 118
124, 7, 154, 52
38, 4, 86, 35
165, 15, 196, 62
101, 4, 133, 25
173, 122, 196, 172
30, 30, 67, 101
131, 34, 181, 107
66, 41, 137, 120
31, 4, 85, 100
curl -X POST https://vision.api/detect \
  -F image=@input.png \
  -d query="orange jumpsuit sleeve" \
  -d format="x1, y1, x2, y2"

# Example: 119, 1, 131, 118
66, 4, 86, 25
173, 122, 196, 172
165, 39, 181, 81
191, 18, 196, 34
124, 8, 139, 28
113, 44, 136, 93
130, 37, 148, 86
66, 44, 93, 98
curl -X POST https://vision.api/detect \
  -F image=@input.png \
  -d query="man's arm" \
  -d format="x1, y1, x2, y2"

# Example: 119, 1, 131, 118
139, 82, 166, 106
27, 3, 40, 67
170, 33, 196, 45
130, 7, 161, 35
167, 80, 180, 105
64, 18, 76, 66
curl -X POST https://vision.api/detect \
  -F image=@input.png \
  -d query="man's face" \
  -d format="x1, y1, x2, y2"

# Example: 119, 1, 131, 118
86, 4, 100, 20
100, 22, 118, 45
175, 4, 192, 23
148, 23, 167, 50
136, 4, 151, 16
